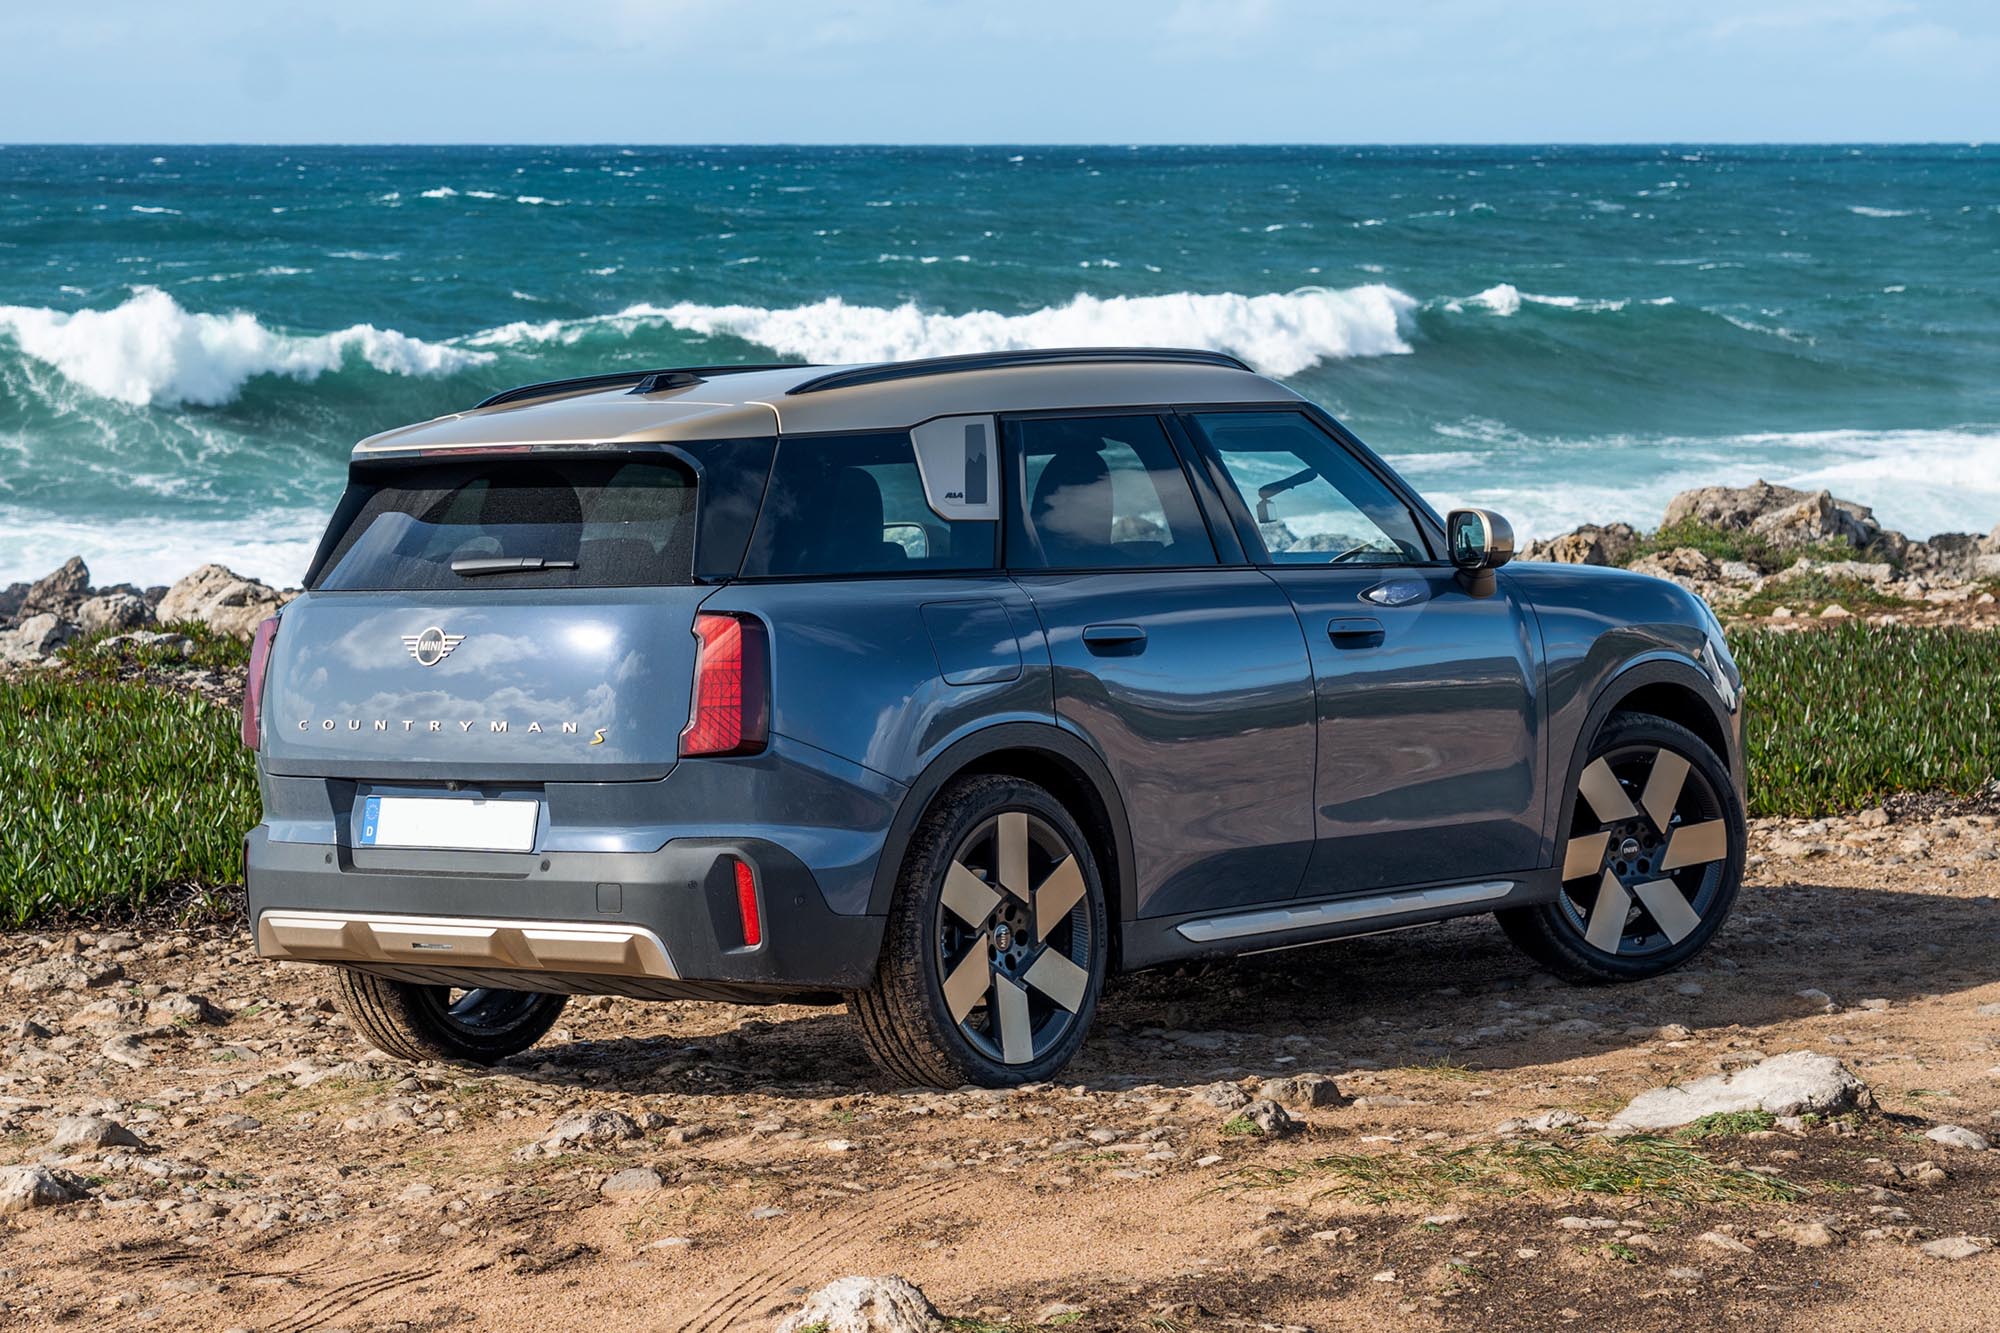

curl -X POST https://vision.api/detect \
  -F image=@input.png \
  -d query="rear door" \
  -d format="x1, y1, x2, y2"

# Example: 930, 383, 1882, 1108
1180, 409, 1545, 897
1001, 411, 1317, 919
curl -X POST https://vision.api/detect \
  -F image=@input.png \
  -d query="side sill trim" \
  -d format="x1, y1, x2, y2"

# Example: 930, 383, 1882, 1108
1174, 880, 1516, 944
255, 909, 678, 979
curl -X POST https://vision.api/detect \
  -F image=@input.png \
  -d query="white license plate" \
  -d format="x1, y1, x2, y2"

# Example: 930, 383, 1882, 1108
357, 796, 540, 853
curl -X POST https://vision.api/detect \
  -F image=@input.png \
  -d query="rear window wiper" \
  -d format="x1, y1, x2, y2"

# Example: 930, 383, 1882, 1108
449, 556, 579, 575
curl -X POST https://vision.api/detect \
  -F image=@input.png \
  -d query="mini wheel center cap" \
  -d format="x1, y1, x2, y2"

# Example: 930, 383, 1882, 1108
992, 923, 1013, 952
1618, 837, 1642, 860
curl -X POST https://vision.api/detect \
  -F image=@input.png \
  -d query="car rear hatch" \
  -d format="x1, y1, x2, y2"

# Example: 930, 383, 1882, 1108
258, 449, 719, 784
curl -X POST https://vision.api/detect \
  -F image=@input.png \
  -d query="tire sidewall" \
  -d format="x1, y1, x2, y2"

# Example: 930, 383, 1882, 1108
905, 776, 1108, 1086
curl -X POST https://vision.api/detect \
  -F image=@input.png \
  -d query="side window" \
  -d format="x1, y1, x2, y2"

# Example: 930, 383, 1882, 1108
1187, 411, 1431, 565
741, 432, 997, 577
1005, 415, 1216, 570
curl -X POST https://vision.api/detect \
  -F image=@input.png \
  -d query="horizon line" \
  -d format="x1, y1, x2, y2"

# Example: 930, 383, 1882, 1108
0, 139, 1991, 150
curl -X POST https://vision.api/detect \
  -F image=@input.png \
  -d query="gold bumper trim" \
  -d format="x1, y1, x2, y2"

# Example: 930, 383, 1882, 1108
255, 910, 677, 979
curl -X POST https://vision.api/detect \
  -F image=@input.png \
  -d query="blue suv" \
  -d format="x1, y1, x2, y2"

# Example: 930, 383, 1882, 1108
242, 348, 1746, 1087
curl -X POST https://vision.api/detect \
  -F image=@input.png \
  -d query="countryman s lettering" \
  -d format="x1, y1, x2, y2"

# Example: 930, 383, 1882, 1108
242, 349, 1746, 1087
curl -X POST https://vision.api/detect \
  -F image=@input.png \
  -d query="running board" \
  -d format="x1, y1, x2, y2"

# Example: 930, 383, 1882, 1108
1174, 880, 1516, 944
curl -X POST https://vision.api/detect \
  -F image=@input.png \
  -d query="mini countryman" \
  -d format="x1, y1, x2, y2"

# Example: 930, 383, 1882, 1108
243, 348, 1746, 1087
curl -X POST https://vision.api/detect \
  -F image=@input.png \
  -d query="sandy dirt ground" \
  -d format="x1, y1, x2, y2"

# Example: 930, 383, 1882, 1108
5, 806, 2000, 1332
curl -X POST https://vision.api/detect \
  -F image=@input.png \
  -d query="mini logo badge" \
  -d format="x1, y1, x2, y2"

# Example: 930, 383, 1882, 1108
402, 626, 465, 668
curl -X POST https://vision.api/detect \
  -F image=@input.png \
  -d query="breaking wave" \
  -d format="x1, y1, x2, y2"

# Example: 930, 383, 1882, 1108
0, 287, 493, 408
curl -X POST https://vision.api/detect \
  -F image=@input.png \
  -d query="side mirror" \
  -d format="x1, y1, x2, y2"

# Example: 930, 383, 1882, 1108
1446, 508, 1514, 596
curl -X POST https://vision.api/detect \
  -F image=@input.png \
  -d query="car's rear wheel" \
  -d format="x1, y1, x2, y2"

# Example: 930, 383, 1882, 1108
1500, 712, 1744, 982
334, 969, 568, 1064
852, 774, 1107, 1088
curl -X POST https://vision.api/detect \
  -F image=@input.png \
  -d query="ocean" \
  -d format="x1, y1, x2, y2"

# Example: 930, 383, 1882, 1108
2, 143, 1996, 588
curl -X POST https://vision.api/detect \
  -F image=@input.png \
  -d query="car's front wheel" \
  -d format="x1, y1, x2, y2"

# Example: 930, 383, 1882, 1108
1501, 712, 1744, 982
334, 970, 568, 1064
852, 774, 1107, 1088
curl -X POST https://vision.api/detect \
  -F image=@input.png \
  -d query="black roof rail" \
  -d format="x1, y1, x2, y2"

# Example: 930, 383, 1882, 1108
784, 347, 1255, 396
472, 362, 810, 411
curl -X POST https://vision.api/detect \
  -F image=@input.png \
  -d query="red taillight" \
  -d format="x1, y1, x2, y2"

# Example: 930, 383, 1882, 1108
733, 858, 762, 948
241, 616, 280, 751
680, 613, 768, 757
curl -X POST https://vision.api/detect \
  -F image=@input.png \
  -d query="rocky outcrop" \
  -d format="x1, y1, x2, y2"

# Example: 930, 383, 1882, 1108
154, 564, 293, 640
18, 556, 91, 619
75, 591, 154, 636
1517, 522, 1639, 567
0, 612, 79, 666
776, 1276, 944, 1333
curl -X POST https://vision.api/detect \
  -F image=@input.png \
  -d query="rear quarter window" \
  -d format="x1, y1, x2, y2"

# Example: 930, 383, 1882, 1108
310, 456, 699, 591
741, 432, 998, 577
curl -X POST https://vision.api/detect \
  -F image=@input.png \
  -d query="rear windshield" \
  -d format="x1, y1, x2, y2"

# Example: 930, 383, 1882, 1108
310, 457, 698, 591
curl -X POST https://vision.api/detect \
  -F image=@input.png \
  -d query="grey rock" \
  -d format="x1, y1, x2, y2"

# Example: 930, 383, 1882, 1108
1258, 1073, 1345, 1109
0, 612, 78, 664
154, 564, 293, 640
147, 993, 225, 1026
600, 1165, 667, 1199
1925, 1125, 1991, 1152
75, 592, 154, 636
46, 1115, 146, 1154
93, 630, 197, 658
8, 956, 123, 993
515, 1107, 644, 1159
1920, 1236, 1988, 1261
1190, 1081, 1251, 1112
1518, 522, 1640, 567
1234, 1098, 1297, 1136
19, 556, 90, 617
1626, 548, 1721, 588
0, 1164, 88, 1214
1608, 1051, 1873, 1132
776, 1275, 943, 1333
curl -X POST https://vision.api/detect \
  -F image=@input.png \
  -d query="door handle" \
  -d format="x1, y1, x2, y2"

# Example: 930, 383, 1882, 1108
1082, 623, 1148, 654
1327, 617, 1385, 648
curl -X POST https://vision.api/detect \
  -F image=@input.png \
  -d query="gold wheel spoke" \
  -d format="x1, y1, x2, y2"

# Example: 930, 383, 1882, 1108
1022, 949, 1089, 1013
941, 861, 1001, 928
1660, 819, 1728, 870
994, 975, 1033, 1064
997, 812, 1032, 901
1577, 757, 1639, 824
1032, 856, 1087, 940
942, 938, 992, 1023
1640, 750, 1690, 834
1584, 870, 1632, 954
1632, 879, 1703, 944
1561, 830, 1611, 882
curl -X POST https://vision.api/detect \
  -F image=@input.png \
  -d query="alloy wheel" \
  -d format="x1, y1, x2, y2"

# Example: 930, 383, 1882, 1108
934, 810, 1095, 1066
1557, 744, 1730, 956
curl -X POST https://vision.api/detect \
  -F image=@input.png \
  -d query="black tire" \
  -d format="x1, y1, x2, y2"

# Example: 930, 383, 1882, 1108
1500, 711, 1745, 983
850, 774, 1107, 1088
334, 969, 568, 1065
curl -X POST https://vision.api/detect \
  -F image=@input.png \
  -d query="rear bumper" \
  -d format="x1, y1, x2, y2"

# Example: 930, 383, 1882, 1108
244, 825, 885, 996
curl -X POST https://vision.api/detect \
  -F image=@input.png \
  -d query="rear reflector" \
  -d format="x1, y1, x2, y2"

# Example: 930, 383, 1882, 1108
241, 616, 280, 750
680, 612, 769, 757
733, 858, 762, 948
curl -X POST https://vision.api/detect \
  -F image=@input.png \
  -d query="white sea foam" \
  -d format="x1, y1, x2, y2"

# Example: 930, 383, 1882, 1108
1848, 205, 1916, 218
130, 205, 180, 215
0, 504, 325, 589
420, 186, 459, 199
511, 287, 1421, 378
0, 287, 493, 408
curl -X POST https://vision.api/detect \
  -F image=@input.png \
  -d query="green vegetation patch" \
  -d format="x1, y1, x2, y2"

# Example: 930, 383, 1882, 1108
1737, 572, 1903, 619
56, 619, 252, 680
1622, 518, 1864, 575
1732, 623, 2000, 816
1236, 1135, 1804, 1206
1678, 1110, 1778, 1139
0, 671, 257, 925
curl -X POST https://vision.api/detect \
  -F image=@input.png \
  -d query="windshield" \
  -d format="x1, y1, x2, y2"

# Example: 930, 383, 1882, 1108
310, 456, 698, 591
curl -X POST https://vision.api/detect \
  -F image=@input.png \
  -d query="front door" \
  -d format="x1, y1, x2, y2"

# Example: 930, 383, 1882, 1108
1181, 409, 1545, 897
1001, 412, 1317, 919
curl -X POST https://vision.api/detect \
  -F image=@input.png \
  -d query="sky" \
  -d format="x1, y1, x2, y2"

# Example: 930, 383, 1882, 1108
2, 0, 1995, 143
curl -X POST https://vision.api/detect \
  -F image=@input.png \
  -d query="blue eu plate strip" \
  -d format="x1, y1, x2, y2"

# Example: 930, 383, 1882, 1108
359, 796, 381, 847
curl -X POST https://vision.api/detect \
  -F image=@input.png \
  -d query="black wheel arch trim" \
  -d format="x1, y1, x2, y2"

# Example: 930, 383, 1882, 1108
1550, 653, 1742, 859
867, 722, 1138, 940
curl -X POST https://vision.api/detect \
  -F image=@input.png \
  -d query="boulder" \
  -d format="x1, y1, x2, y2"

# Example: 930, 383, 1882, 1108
1748, 490, 1882, 552
19, 556, 91, 617
600, 1165, 667, 1199
0, 612, 77, 665
776, 1276, 944, 1333
514, 1107, 644, 1160
1662, 481, 1899, 558
0, 1164, 88, 1214
0, 581, 26, 627
75, 592, 155, 636
46, 1115, 147, 1155
1607, 1052, 1872, 1132
1259, 1073, 1345, 1109
154, 564, 292, 640
1626, 547, 1721, 588
1518, 522, 1640, 567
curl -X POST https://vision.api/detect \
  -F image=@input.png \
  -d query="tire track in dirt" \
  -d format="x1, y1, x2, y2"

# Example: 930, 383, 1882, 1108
674, 1174, 972, 1333
258, 1263, 443, 1333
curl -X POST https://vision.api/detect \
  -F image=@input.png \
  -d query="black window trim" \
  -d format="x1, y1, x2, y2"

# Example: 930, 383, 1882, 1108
995, 405, 1235, 575
1173, 403, 1448, 570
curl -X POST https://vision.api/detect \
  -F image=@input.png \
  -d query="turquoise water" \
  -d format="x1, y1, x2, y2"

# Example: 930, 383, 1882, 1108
2, 144, 1996, 587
